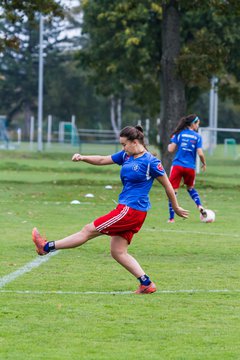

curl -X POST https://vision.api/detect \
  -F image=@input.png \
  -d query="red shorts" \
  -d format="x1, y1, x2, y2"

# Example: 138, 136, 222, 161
169, 165, 196, 189
93, 204, 147, 244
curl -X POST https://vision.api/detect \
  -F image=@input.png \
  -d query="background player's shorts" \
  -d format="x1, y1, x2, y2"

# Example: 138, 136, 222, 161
93, 204, 147, 244
169, 165, 196, 188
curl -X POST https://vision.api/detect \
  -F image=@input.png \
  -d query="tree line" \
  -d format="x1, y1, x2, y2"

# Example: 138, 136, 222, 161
0, 0, 240, 168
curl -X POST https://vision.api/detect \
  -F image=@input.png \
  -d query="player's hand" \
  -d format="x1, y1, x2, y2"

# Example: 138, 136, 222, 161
72, 153, 83, 161
174, 206, 189, 219
201, 163, 206, 172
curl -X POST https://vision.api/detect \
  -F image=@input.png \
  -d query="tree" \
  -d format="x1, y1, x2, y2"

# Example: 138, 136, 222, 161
160, 1, 186, 171
78, 0, 162, 118
0, 16, 40, 134
0, 0, 64, 136
78, 0, 240, 172
0, 10, 112, 136
44, 56, 111, 129
0, 0, 63, 51
0, 13, 69, 135
0, 0, 124, 135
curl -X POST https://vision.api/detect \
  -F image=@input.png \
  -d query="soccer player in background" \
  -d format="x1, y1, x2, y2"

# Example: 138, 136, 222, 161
167, 114, 207, 223
32, 125, 188, 294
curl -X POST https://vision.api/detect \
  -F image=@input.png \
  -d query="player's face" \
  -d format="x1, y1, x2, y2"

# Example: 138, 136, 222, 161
119, 137, 137, 155
192, 120, 200, 131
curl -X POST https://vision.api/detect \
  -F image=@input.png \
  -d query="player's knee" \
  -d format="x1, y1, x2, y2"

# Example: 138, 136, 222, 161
110, 247, 118, 259
82, 223, 95, 238
110, 247, 124, 260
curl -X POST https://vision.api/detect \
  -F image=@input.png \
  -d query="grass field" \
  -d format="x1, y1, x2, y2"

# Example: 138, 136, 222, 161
0, 147, 240, 360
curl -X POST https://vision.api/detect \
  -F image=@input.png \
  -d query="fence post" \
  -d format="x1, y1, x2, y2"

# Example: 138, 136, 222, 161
17, 128, 22, 146
71, 115, 76, 145
29, 116, 34, 150
47, 115, 52, 147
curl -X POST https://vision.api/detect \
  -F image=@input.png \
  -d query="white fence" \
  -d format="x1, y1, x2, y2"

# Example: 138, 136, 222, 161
196, 126, 240, 172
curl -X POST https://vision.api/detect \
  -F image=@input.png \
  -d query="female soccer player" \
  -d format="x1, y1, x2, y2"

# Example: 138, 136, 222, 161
167, 114, 207, 223
32, 125, 188, 294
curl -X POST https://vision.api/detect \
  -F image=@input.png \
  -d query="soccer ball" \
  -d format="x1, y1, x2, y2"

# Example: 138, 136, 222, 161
200, 209, 215, 223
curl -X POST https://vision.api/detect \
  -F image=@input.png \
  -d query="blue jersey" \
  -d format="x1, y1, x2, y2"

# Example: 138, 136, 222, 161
171, 129, 202, 169
111, 151, 165, 211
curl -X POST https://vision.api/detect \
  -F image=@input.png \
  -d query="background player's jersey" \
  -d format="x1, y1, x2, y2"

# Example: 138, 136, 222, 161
111, 151, 165, 211
171, 129, 202, 169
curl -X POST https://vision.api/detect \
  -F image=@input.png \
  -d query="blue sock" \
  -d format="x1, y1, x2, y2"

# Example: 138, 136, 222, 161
43, 241, 55, 253
187, 188, 201, 207
168, 200, 175, 220
138, 274, 151, 286
168, 192, 177, 219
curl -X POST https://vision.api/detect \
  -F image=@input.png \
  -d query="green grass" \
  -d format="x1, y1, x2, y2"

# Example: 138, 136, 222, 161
0, 148, 240, 359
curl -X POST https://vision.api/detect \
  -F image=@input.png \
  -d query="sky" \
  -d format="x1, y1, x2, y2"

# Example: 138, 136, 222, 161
61, 0, 80, 10
58, 0, 82, 46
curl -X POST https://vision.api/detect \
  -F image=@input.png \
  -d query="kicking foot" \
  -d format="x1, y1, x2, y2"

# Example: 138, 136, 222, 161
199, 206, 207, 218
135, 282, 157, 294
32, 227, 47, 256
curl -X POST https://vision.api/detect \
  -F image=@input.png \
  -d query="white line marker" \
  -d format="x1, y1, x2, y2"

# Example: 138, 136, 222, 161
0, 289, 240, 295
0, 251, 58, 289
144, 228, 240, 238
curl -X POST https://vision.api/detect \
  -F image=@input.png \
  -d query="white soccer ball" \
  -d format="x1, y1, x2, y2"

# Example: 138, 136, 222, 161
200, 209, 216, 223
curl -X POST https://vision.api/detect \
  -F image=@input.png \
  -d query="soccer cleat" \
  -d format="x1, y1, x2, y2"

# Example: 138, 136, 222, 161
167, 218, 175, 223
32, 227, 47, 256
135, 282, 157, 294
199, 206, 207, 218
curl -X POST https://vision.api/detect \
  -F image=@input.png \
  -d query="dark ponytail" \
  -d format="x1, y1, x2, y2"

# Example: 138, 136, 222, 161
171, 114, 199, 136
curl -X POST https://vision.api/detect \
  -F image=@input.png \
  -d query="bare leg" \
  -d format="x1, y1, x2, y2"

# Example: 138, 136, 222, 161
110, 235, 145, 278
55, 222, 102, 250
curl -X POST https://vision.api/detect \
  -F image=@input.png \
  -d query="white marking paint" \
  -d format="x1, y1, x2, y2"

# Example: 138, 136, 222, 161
0, 288, 239, 295
0, 251, 58, 289
144, 228, 240, 238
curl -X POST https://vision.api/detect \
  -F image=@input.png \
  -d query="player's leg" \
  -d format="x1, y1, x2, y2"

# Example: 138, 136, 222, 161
110, 235, 156, 294
32, 222, 101, 255
187, 186, 202, 207
184, 168, 206, 215
168, 166, 182, 223
187, 186, 207, 216
168, 189, 178, 223
32, 205, 128, 256
110, 235, 145, 277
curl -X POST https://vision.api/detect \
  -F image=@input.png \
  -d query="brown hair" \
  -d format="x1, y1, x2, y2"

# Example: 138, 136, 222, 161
171, 114, 199, 136
120, 125, 147, 149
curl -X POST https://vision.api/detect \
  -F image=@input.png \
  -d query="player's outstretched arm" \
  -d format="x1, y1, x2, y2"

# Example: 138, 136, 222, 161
72, 153, 114, 165
197, 148, 206, 172
156, 174, 189, 219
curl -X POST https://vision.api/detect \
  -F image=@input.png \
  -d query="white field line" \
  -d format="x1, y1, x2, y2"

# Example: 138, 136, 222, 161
0, 227, 238, 292
0, 251, 58, 289
144, 228, 240, 238
0, 289, 240, 295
